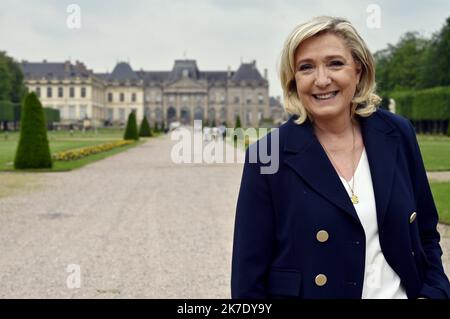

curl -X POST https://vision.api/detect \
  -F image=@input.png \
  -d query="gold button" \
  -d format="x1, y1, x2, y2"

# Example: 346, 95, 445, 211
316, 230, 329, 243
409, 212, 417, 224
315, 274, 327, 286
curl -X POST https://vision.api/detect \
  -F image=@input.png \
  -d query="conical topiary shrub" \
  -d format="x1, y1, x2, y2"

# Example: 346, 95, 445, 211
235, 115, 241, 129
14, 92, 52, 169
234, 115, 242, 143
139, 115, 152, 137
123, 111, 139, 140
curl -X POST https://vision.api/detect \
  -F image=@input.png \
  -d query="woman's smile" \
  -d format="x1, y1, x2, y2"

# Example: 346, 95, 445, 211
312, 90, 339, 103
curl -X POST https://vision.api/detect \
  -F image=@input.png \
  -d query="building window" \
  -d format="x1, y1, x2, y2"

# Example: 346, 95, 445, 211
234, 96, 239, 104
79, 105, 87, 119
156, 95, 161, 103
144, 107, 151, 119
246, 96, 252, 105
81, 87, 86, 98
36, 87, 41, 98
120, 93, 125, 102
119, 108, 125, 122
107, 108, 113, 121
69, 87, 75, 98
132, 93, 136, 102
220, 95, 225, 104
169, 95, 174, 103
182, 95, 188, 103
145, 94, 150, 102
58, 87, 63, 98
258, 94, 264, 105
182, 69, 189, 78
68, 105, 76, 119
108, 92, 113, 102
47, 87, 52, 98
57, 105, 64, 118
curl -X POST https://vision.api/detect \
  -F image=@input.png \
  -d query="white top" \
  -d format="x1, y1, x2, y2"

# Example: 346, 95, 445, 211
338, 148, 407, 299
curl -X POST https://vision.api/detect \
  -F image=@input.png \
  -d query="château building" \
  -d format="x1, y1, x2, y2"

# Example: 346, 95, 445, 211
21, 59, 272, 128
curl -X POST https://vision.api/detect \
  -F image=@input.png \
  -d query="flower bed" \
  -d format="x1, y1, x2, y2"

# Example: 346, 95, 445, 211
52, 140, 135, 161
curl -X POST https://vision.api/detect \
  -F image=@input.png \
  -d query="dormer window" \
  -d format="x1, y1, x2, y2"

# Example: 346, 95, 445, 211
182, 69, 189, 78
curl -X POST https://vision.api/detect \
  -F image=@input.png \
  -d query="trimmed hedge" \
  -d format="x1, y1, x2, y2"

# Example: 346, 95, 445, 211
0, 100, 16, 121
391, 86, 450, 120
43, 108, 60, 123
14, 92, 52, 169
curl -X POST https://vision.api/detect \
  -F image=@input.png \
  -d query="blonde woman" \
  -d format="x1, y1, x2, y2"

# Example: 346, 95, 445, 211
231, 16, 450, 299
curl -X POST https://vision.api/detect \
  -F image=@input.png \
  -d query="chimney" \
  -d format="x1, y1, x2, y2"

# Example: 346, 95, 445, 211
264, 68, 268, 80
43, 59, 47, 63
227, 66, 231, 78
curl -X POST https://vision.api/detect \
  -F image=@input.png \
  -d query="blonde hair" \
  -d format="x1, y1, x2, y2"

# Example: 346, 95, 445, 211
279, 16, 381, 124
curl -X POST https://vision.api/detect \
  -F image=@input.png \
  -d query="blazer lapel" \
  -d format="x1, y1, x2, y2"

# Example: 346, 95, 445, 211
283, 111, 400, 228
284, 117, 360, 223
359, 113, 400, 229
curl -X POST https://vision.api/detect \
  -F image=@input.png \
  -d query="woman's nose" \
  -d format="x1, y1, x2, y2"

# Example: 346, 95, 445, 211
314, 66, 331, 87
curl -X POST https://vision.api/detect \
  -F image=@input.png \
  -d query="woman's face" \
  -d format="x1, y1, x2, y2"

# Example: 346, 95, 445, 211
294, 32, 362, 122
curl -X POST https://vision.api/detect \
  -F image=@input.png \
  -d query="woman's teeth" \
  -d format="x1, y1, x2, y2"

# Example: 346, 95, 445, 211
313, 91, 338, 100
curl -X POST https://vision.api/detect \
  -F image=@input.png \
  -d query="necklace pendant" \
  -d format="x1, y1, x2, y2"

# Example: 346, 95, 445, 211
351, 194, 359, 204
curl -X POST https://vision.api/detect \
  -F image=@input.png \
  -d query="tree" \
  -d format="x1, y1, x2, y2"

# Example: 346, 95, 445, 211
139, 115, 152, 137
0, 52, 27, 131
0, 57, 12, 101
14, 92, 52, 169
123, 111, 139, 140
420, 17, 450, 88
374, 32, 429, 93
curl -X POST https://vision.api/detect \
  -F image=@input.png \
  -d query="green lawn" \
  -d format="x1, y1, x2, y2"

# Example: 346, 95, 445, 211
417, 135, 450, 171
430, 182, 450, 225
0, 129, 149, 171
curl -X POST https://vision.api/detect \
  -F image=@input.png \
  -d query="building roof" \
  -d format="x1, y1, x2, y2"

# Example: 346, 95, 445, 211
201, 71, 230, 83
22, 59, 267, 86
136, 71, 170, 83
231, 60, 265, 83
21, 60, 91, 79
168, 60, 200, 82
270, 96, 283, 108
109, 62, 140, 81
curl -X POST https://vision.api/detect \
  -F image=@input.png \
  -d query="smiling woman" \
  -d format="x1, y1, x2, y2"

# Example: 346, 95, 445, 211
294, 33, 362, 124
231, 16, 450, 299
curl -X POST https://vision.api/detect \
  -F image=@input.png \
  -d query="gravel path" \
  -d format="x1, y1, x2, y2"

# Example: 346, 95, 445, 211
0, 133, 448, 298
0, 134, 244, 298
428, 171, 450, 182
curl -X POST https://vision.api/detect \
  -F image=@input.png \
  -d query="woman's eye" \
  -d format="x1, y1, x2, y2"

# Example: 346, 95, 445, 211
298, 64, 313, 71
329, 60, 344, 68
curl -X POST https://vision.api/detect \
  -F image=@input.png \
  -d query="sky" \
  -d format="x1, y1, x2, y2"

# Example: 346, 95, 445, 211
0, 0, 449, 97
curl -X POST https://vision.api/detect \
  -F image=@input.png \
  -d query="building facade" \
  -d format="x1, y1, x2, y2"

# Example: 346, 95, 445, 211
21, 59, 272, 128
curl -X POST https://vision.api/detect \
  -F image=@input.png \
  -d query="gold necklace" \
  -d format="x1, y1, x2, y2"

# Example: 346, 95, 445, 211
317, 123, 359, 204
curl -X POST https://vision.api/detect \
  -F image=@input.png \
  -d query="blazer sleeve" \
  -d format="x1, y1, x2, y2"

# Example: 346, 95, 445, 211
408, 122, 450, 299
231, 147, 275, 299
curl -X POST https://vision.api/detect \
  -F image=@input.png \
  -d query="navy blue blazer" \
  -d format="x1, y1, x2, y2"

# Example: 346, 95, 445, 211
231, 108, 450, 299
